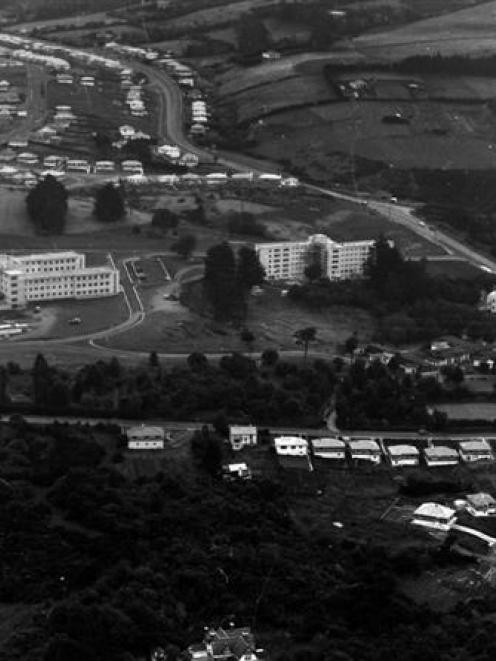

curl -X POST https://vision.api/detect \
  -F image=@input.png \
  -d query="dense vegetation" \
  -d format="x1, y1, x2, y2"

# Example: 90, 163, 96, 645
8, 352, 335, 426
289, 237, 495, 344
94, 182, 126, 223
5, 417, 496, 660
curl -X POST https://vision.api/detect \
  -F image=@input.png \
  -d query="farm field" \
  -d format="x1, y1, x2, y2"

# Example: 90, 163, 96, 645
353, 0, 496, 58
432, 403, 496, 420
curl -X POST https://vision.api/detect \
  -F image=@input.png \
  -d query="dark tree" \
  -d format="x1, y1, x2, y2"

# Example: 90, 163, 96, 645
94, 183, 125, 223
204, 242, 239, 321
151, 208, 179, 233
240, 329, 255, 351
172, 233, 197, 259
344, 333, 358, 355
304, 262, 322, 282
261, 348, 279, 367
187, 352, 209, 371
149, 351, 160, 368
32, 353, 50, 406
294, 327, 317, 361
236, 245, 265, 292
26, 174, 68, 234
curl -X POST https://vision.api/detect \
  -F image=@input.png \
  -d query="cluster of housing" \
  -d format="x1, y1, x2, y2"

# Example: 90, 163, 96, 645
0, 251, 120, 309
412, 494, 496, 556
0, 77, 24, 120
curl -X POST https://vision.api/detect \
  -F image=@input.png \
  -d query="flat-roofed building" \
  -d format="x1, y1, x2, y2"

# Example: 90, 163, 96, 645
274, 436, 308, 456
348, 439, 382, 464
229, 425, 257, 451
459, 439, 494, 463
312, 437, 346, 460
127, 424, 165, 450
387, 444, 420, 467
255, 233, 375, 282
424, 445, 459, 467
222, 462, 252, 480
412, 502, 456, 532
0, 251, 120, 308
465, 492, 496, 517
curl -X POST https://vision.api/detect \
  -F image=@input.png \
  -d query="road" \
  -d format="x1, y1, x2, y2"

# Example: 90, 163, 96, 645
3, 412, 495, 441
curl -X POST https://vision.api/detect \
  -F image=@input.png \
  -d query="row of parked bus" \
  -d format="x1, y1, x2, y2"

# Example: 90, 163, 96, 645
33, 156, 144, 176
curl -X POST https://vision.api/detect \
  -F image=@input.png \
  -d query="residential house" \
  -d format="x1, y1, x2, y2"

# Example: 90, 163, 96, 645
186, 626, 260, 661
348, 439, 382, 464
412, 502, 456, 532
465, 493, 496, 517
222, 463, 252, 480
229, 425, 257, 451
312, 437, 346, 460
424, 445, 459, 467
459, 439, 494, 463
387, 444, 420, 467
127, 424, 165, 450
274, 436, 308, 456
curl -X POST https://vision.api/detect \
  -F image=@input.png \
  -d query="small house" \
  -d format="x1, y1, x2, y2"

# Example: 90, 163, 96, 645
229, 425, 257, 451
459, 439, 494, 463
412, 502, 456, 532
274, 436, 308, 456
126, 424, 165, 450
223, 462, 252, 480
312, 437, 346, 460
187, 626, 260, 661
465, 492, 496, 517
424, 445, 459, 467
387, 444, 420, 467
348, 439, 382, 464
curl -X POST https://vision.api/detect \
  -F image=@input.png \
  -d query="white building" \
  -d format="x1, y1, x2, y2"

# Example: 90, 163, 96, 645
255, 233, 375, 282
459, 439, 494, 463
312, 437, 346, 460
424, 445, 459, 467
486, 290, 496, 313
348, 439, 382, 464
127, 424, 165, 450
274, 436, 308, 456
229, 425, 257, 451
412, 502, 456, 532
223, 463, 252, 480
465, 492, 496, 517
387, 444, 420, 467
0, 251, 120, 308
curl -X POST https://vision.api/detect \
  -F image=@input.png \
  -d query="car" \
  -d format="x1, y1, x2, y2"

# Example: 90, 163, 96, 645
68, 317, 81, 325
33, 305, 41, 313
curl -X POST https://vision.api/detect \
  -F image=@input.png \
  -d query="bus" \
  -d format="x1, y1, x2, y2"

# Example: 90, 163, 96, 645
94, 160, 116, 174
66, 159, 91, 174
121, 160, 143, 175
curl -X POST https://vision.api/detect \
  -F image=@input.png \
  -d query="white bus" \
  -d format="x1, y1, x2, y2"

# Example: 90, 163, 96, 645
66, 159, 91, 174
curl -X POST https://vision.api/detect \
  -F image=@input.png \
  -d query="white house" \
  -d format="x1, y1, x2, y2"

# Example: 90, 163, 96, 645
348, 439, 382, 464
458, 439, 494, 463
229, 424, 257, 451
127, 425, 165, 450
223, 463, 252, 480
411, 502, 456, 532
274, 436, 308, 456
312, 437, 346, 460
465, 492, 496, 517
424, 445, 459, 467
387, 444, 420, 467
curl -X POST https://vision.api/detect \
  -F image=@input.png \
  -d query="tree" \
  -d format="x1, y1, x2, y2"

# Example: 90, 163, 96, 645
32, 353, 51, 406
304, 262, 322, 282
187, 352, 209, 371
240, 329, 255, 352
204, 242, 240, 321
344, 333, 358, 355
294, 327, 317, 361
26, 174, 68, 234
236, 245, 265, 292
172, 233, 197, 259
151, 208, 179, 233
149, 351, 160, 368
261, 348, 279, 367
94, 183, 125, 223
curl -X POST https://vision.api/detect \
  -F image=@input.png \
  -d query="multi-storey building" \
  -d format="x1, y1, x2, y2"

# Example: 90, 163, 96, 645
0, 251, 120, 308
255, 233, 375, 282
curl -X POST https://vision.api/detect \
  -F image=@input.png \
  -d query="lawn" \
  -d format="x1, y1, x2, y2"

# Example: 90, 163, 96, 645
432, 403, 496, 420
425, 258, 487, 279
99, 283, 375, 355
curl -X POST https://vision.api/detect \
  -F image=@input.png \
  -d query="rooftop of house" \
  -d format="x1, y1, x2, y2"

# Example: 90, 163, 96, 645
414, 502, 456, 519
387, 444, 419, 456
424, 445, 459, 458
127, 424, 164, 437
206, 627, 257, 659
459, 439, 491, 452
466, 492, 496, 508
229, 425, 257, 435
348, 439, 380, 451
312, 437, 345, 450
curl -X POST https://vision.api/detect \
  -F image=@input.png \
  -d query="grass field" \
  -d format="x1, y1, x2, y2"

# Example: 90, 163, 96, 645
424, 258, 487, 279
432, 403, 496, 420
353, 0, 496, 58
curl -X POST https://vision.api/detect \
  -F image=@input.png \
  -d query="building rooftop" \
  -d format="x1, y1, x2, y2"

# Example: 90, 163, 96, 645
229, 424, 256, 434
459, 439, 491, 452
312, 437, 345, 449
466, 493, 496, 508
127, 424, 164, 437
424, 445, 459, 458
388, 444, 420, 456
348, 439, 380, 451
414, 502, 456, 519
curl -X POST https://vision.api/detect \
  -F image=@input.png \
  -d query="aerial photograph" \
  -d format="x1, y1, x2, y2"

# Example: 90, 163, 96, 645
5, 0, 496, 659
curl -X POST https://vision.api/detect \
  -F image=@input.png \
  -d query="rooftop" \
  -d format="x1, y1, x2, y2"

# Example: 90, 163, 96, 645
414, 502, 456, 519
348, 439, 380, 451
388, 444, 420, 456
424, 445, 459, 458
459, 439, 491, 452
